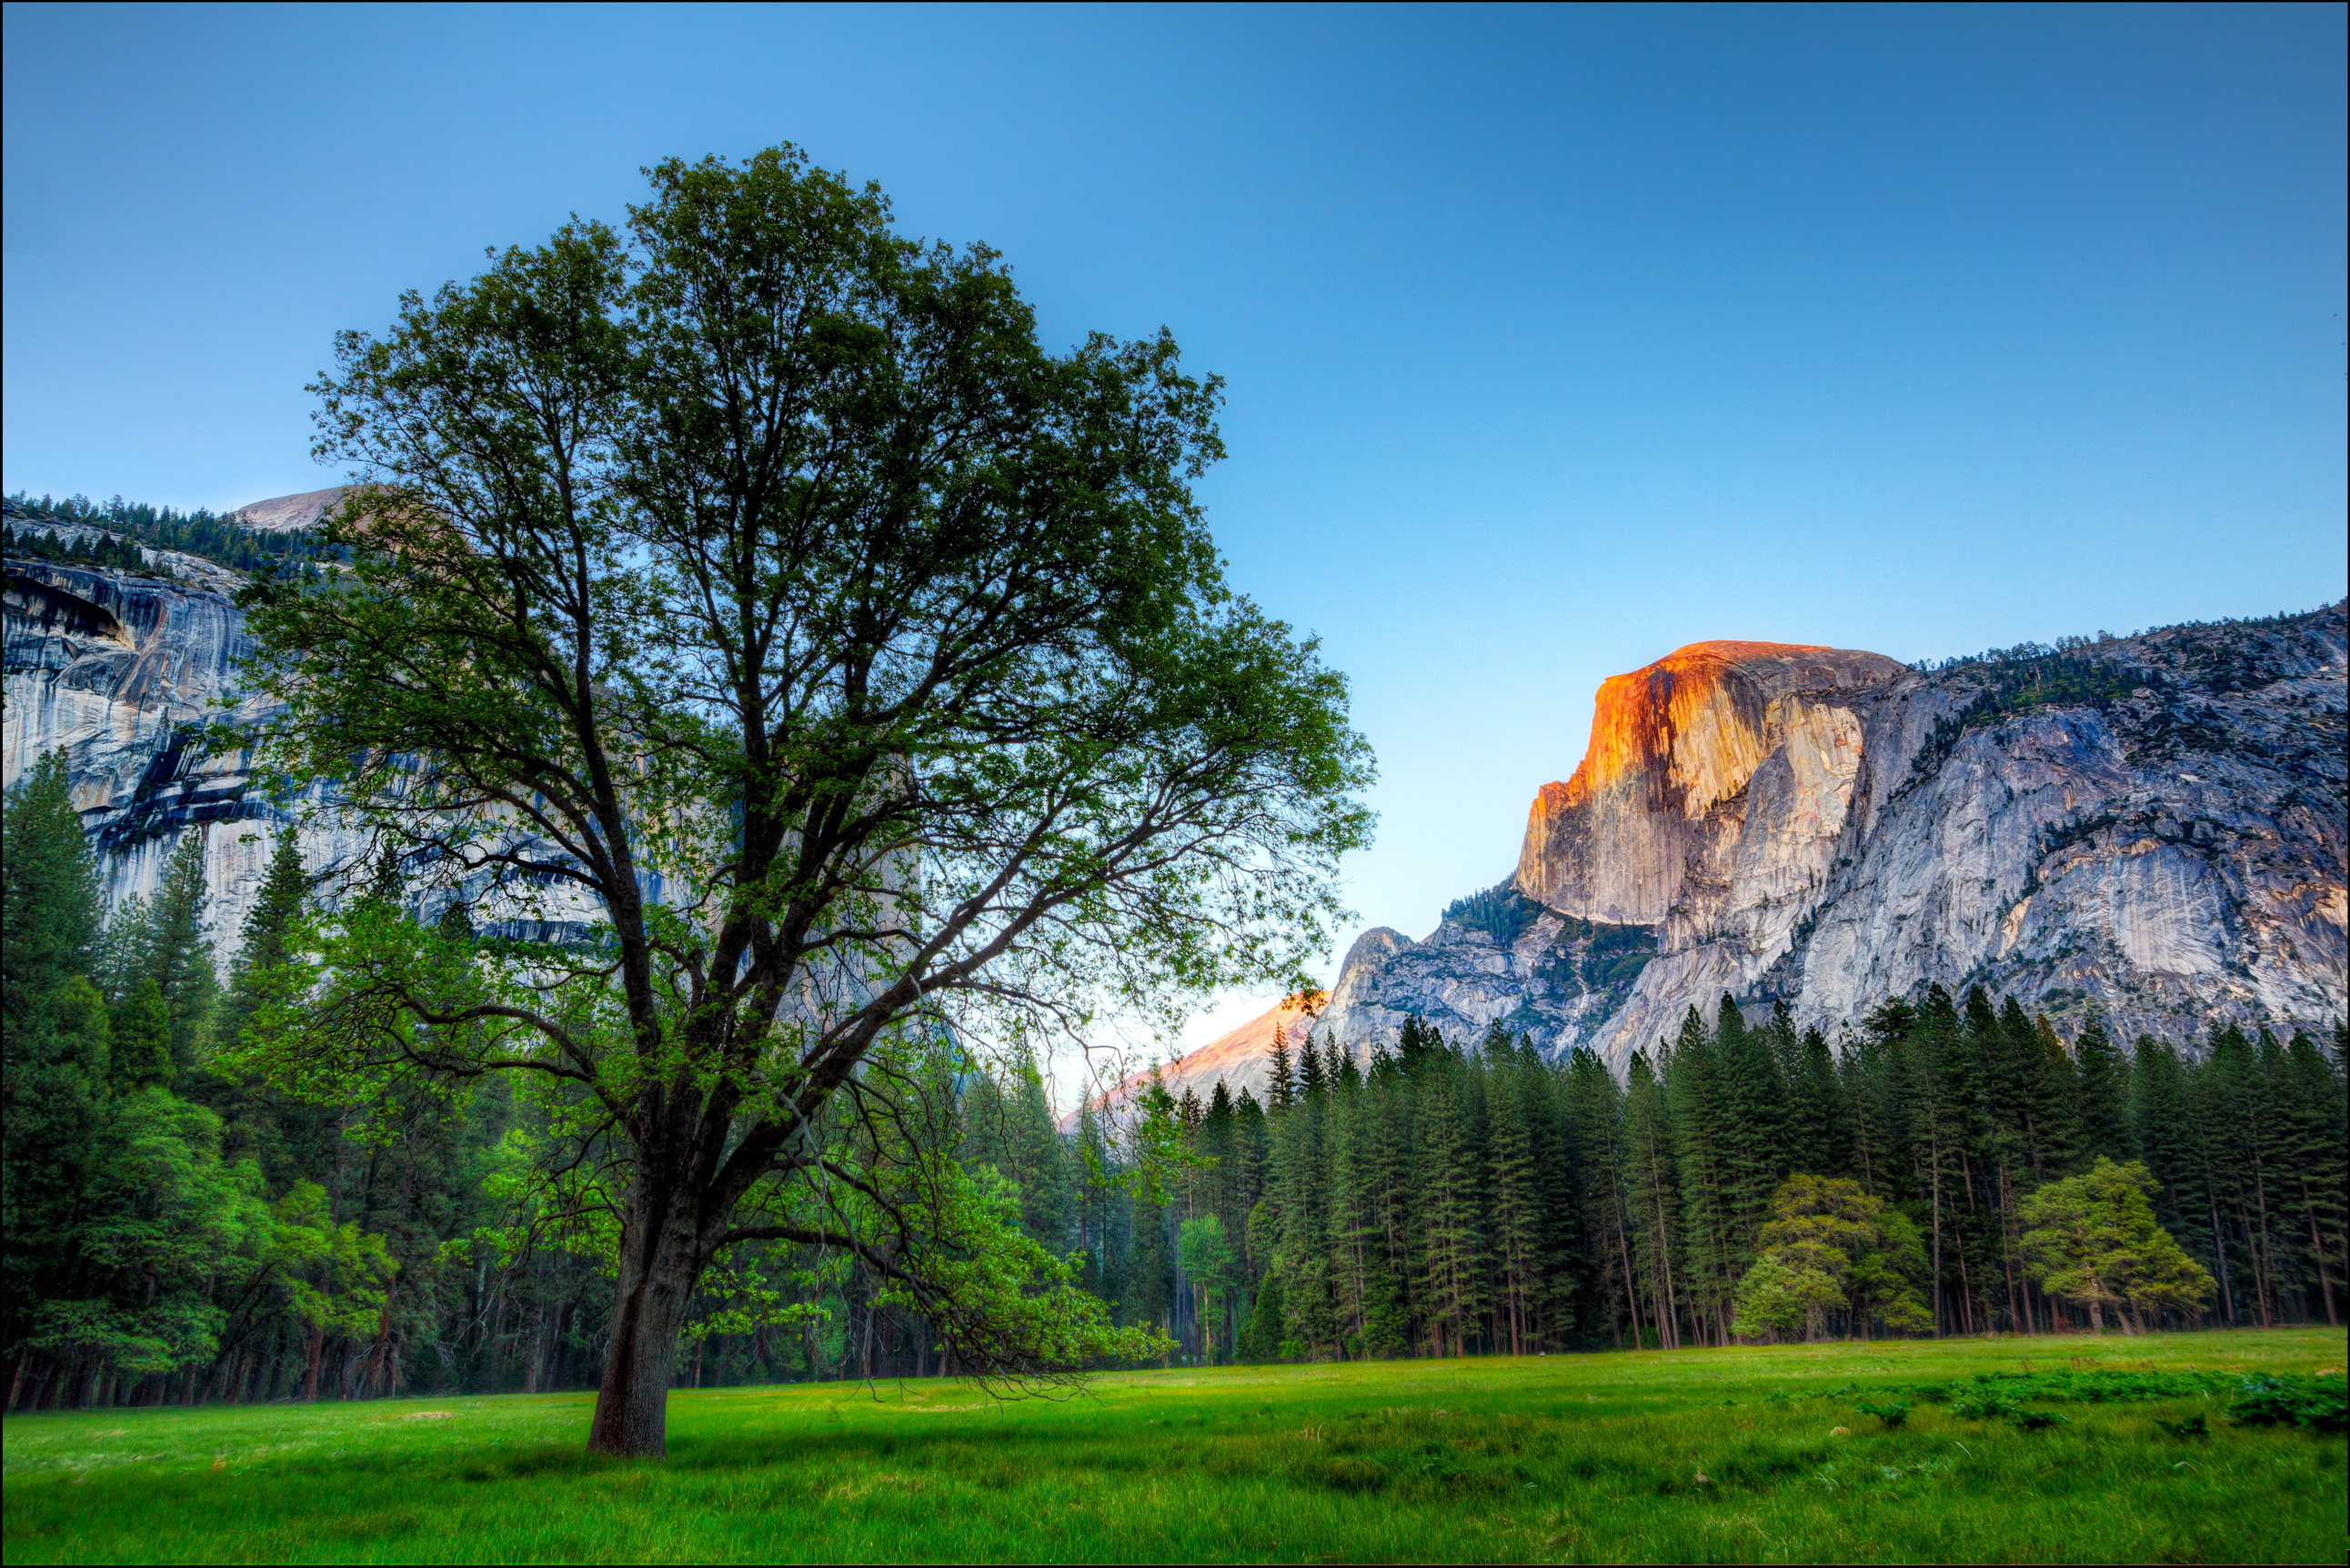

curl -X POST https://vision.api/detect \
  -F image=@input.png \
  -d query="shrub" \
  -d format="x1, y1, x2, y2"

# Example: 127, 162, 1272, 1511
2228, 1376, 2348, 1433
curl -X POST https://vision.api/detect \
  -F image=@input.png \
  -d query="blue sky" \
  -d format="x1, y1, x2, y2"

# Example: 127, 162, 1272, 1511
6, 3, 2345, 1064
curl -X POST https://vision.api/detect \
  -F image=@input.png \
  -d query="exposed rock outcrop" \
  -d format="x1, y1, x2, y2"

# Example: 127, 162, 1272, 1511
1311, 608, 2346, 1070
1062, 992, 1327, 1129
2, 491, 592, 960
13, 499, 2343, 1083
5, 555, 305, 955
230, 487, 346, 534
1513, 641, 1906, 924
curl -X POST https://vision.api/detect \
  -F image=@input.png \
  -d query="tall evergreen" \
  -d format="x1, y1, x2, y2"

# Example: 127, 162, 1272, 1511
2133, 1034, 2222, 1315
8, 761, 2344, 1406
1665, 1006, 1735, 1342
2071, 1013, 2133, 1165
2, 755, 111, 1365
1622, 1050, 1682, 1348
2275, 1031, 2346, 1325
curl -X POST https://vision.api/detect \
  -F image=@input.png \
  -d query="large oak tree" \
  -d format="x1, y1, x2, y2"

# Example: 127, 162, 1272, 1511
233, 147, 1371, 1456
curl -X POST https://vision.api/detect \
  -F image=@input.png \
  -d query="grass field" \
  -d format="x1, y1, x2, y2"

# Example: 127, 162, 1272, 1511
5, 1328, 2343, 1563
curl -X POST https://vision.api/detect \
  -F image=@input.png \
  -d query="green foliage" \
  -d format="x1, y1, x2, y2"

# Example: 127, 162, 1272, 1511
221, 141, 1371, 1452
872, 1165, 1173, 1382
5, 493, 336, 576
1, 521, 147, 572
1442, 883, 1542, 946
2228, 1374, 2348, 1433
1730, 1174, 1931, 1342
2019, 1159, 2217, 1332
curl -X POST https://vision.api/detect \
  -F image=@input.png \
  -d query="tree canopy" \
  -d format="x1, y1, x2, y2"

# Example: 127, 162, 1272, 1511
229, 145, 1372, 1456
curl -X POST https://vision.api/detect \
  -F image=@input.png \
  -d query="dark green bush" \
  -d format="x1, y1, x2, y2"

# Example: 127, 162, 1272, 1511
2228, 1376, 2348, 1433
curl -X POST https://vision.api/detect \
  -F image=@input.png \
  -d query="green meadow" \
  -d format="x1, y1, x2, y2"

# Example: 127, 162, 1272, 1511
5, 1329, 2342, 1564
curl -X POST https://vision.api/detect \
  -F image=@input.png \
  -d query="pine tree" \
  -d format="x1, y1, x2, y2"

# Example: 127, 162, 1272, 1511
1350, 1052, 1413, 1357
1412, 1058, 1484, 1355
1267, 1024, 1295, 1112
1666, 1006, 1736, 1343
1622, 1049, 1682, 1348
109, 978, 175, 1091
196, 829, 325, 1181
2275, 1030, 2346, 1325
113, 829, 218, 1081
1907, 985, 1985, 1334
1716, 995, 1791, 1258
1511, 1036, 1579, 1348
1785, 1024, 1853, 1180
1848, 999, 1917, 1201
1, 755, 113, 1364
217, 829, 306, 1052
2131, 1034, 2221, 1321
2, 751, 102, 1032
2201, 1026, 2281, 1326
1270, 1040, 1335, 1356
1562, 1046, 1638, 1348
2071, 1013, 2133, 1165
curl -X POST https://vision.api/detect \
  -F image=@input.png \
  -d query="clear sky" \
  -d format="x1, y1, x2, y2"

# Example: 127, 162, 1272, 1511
7, 3, 2345, 1076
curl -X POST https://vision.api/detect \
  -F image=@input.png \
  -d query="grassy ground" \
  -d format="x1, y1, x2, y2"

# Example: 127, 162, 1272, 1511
5, 1328, 2343, 1564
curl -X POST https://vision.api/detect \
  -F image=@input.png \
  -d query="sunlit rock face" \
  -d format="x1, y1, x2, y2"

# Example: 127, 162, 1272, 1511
1064, 991, 1330, 1129
1513, 641, 1907, 924
1316, 608, 2347, 1072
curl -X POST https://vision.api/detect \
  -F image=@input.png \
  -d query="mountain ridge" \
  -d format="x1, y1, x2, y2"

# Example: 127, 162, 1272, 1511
1082, 606, 2345, 1115
6, 509, 2343, 1091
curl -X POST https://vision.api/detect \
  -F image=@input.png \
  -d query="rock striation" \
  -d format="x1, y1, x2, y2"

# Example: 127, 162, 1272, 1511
1310, 608, 2347, 1070
5, 551, 306, 955
1511, 641, 1907, 924
3, 493, 598, 961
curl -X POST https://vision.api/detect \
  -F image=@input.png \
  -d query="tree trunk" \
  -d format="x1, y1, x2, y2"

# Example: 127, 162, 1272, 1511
302, 1324, 325, 1402
587, 1203, 702, 1459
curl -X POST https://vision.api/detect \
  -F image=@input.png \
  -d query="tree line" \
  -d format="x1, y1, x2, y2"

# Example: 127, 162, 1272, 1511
4, 493, 333, 577
5, 749, 2343, 1411
2, 521, 148, 574
1017, 991, 2340, 1367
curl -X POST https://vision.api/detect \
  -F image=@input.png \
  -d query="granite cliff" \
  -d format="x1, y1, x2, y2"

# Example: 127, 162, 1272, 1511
1105, 606, 2345, 1111
4, 544, 296, 954
3, 496, 599, 960
1311, 608, 2346, 1070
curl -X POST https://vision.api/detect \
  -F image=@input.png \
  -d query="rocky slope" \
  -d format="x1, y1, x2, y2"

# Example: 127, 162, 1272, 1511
230, 487, 346, 534
3, 494, 595, 960
1312, 608, 2346, 1069
1102, 606, 2345, 1109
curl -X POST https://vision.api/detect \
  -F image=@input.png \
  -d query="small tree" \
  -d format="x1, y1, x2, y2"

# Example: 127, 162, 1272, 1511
2018, 1157, 2215, 1332
1730, 1174, 1931, 1342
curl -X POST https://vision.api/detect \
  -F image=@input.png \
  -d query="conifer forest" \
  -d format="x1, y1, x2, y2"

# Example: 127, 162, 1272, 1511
6, 744, 2341, 1414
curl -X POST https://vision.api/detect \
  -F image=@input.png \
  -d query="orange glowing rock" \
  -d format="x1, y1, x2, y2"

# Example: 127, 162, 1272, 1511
1514, 640, 1905, 925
